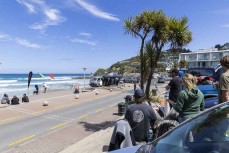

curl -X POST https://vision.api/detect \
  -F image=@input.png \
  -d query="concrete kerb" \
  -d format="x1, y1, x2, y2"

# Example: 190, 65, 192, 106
0, 104, 9, 108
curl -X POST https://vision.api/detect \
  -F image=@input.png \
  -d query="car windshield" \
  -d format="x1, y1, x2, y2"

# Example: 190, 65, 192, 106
136, 103, 229, 153
188, 69, 215, 78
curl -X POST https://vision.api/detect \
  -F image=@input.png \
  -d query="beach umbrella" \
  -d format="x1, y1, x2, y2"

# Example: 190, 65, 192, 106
28, 71, 33, 88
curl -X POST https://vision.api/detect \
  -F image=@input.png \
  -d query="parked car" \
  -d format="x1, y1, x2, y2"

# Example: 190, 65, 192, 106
157, 77, 165, 83
124, 77, 139, 83
187, 67, 221, 108
109, 102, 229, 153
89, 76, 103, 87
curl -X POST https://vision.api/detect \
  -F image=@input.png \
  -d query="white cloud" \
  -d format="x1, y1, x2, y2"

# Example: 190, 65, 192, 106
74, 0, 119, 22
71, 38, 96, 46
16, 0, 36, 13
17, 0, 65, 32
0, 33, 42, 48
44, 9, 61, 21
16, 38, 41, 48
79, 32, 92, 38
0, 34, 11, 40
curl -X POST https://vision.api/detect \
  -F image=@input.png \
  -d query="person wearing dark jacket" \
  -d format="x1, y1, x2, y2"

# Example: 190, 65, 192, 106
172, 73, 204, 123
1, 94, 10, 104
166, 69, 182, 107
11, 95, 20, 105
22, 94, 29, 102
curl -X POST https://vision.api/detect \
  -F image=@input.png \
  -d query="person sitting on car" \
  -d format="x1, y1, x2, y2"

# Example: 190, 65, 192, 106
125, 89, 161, 142
22, 94, 29, 103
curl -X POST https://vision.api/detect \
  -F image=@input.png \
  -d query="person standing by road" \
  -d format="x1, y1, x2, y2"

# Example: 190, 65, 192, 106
172, 73, 204, 123
219, 55, 229, 103
134, 82, 137, 91
125, 89, 160, 142
166, 69, 182, 107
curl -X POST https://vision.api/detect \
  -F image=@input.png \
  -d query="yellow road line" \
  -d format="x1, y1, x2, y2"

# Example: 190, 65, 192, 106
77, 115, 88, 120
8, 135, 35, 147
109, 104, 116, 108
50, 122, 67, 130
96, 108, 105, 113
0, 116, 21, 122
55, 105, 65, 109
32, 110, 46, 115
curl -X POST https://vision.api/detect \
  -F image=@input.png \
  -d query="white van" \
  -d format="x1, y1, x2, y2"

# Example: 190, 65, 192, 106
89, 76, 103, 87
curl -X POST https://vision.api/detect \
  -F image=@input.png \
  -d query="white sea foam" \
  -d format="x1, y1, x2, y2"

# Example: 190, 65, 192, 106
0, 80, 18, 83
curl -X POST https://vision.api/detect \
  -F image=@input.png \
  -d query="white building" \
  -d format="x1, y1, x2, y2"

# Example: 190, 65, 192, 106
179, 48, 229, 69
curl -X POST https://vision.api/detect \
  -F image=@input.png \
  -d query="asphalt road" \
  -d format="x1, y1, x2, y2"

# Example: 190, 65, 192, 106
0, 90, 133, 152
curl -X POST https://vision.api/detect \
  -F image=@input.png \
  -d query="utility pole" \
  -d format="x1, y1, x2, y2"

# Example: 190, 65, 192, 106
83, 68, 87, 90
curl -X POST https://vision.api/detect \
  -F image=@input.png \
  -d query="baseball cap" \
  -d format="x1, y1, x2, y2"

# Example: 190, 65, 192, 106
134, 89, 144, 98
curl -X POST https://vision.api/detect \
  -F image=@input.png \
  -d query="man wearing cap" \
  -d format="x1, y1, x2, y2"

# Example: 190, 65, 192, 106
125, 89, 160, 142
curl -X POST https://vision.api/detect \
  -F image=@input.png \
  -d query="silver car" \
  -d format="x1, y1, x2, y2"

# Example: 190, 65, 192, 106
124, 77, 139, 83
109, 102, 229, 153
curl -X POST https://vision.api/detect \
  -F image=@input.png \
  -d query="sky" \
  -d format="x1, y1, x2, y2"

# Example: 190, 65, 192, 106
0, 0, 229, 74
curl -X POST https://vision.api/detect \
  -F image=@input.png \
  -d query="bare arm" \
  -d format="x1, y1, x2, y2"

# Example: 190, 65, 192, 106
165, 85, 171, 90
221, 90, 229, 102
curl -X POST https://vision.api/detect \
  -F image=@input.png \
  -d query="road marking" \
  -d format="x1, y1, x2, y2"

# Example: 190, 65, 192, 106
50, 122, 67, 130
31, 94, 74, 102
32, 110, 46, 115
55, 105, 65, 109
0, 116, 21, 122
77, 115, 88, 120
96, 108, 105, 113
109, 104, 116, 108
8, 135, 35, 147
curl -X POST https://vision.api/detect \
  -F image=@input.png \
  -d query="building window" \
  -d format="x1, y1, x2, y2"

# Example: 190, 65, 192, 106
180, 55, 185, 60
198, 53, 210, 60
212, 53, 223, 60
187, 54, 197, 61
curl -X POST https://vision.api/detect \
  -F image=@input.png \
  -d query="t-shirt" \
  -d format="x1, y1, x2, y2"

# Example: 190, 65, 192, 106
168, 76, 182, 103
219, 71, 229, 103
124, 103, 159, 142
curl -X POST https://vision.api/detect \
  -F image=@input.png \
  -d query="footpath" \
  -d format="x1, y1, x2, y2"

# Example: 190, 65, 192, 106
60, 83, 167, 153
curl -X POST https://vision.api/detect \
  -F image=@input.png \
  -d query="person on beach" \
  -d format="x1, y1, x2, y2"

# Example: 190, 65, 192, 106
43, 83, 48, 93
1, 94, 10, 104
219, 55, 229, 103
74, 86, 80, 94
171, 73, 204, 123
22, 94, 29, 102
11, 95, 20, 105
125, 89, 160, 142
166, 69, 182, 107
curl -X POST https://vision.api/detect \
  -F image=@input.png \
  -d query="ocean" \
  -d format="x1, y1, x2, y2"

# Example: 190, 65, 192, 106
0, 73, 90, 98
